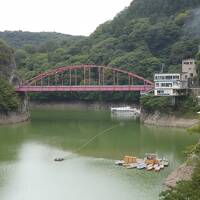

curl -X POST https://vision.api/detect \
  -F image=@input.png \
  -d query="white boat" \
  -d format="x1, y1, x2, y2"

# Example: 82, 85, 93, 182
146, 164, 154, 171
111, 106, 140, 117
154, 165, 161, 172
163, 160, 169, 167
126, 163, 137, 169
162, 158, 169, 167
160, 164, 164, 169
137, 163, 146, 169
115, 160, 125, 166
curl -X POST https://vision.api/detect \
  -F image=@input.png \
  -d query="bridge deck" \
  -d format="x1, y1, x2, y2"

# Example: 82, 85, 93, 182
16, 85, 154, 92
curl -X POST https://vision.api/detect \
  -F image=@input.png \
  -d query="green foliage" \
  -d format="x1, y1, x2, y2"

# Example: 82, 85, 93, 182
177, 96, 200, 114
0, 39, 14, 78
140, 95, 173, 113
1, 0, 200, 102
128, 0, 200, 18
146, 21, 181, 55
0, 31, 84, 48
188, 124, 200, 134
0, 78, 20, 112
175, 11, 190, 26
170, 39, 199, 64
160, 161, 200, 200
141, 95, 199, 114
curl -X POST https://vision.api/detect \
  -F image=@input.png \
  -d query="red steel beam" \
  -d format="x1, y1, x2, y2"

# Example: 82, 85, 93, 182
15, 85, 154, 92
25, 65, 154, 86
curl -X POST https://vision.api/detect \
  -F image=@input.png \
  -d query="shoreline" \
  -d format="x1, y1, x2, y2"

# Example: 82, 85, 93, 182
29, 101, 139, 111
0, 112, 30, 125
165, 163, 194, 188
1, 102, 199, 129
140, 111, 199, 128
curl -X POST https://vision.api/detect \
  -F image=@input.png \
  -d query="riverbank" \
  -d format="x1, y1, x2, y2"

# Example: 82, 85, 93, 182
30, 101, 139, 111
140, 111, 199, 128
30, 102, 200, 128
165, 163, 194, 188
0, 112, 30, 125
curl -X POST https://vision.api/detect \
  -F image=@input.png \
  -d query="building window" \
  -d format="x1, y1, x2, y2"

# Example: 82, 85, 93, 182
161, 83, 172, 87
173, 75, 180, 79
166, 76, 173, 79
190, 73, 193, 77
156, 83, 159, 87
157, 90, 164, 94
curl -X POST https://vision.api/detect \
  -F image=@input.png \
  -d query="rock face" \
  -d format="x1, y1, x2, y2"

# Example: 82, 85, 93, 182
0, 112, 30, 125
165, 163, 194, 188
140, 111, 199, 128
0, 40, 29, 125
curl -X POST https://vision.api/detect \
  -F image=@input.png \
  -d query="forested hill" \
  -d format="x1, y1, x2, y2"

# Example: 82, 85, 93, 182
1, 0, 200, 82
0, 31, 84, 48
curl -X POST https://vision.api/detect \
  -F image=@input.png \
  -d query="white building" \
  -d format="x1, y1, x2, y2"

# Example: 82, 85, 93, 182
154, 73, 186, 96
182, 58, 197, 81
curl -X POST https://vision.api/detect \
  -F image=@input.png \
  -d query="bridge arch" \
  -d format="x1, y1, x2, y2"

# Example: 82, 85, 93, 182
16, 65, 154, 92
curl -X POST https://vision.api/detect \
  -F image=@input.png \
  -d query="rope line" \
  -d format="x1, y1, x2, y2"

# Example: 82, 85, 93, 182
61, 124, 120, 160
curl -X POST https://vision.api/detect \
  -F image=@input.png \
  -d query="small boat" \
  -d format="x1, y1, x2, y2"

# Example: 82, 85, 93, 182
146, 164, 154, 171
153, 164, 158, 169
137, 163, 146, 169
154, 165, 161, 172
54, 158, 64, 162
126, 163, 137, 169
160, 163, 165, 169
162, 159, 169, 167
115, 160, 125, 166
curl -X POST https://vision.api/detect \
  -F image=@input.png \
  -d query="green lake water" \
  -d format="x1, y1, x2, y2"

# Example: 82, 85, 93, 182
0, 109, 198, 200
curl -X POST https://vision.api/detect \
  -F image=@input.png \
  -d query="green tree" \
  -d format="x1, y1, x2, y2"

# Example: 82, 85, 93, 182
0, 78, 20, 112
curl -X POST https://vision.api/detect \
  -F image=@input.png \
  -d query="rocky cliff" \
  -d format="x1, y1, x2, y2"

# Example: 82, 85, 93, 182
140, 110, 199, 128
0, 40, 29, 124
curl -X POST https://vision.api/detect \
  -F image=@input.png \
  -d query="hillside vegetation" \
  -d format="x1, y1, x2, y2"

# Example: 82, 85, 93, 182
0, 40, 20, 112
1, 0, 200, 102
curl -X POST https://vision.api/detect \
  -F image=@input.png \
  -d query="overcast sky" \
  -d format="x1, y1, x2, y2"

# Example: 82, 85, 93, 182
1, 0, 132, 36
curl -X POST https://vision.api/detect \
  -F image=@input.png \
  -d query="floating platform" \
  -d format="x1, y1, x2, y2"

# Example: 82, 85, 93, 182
115, 154, 169, 172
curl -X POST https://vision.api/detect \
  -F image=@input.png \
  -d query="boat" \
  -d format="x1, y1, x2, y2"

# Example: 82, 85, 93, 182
146, 164, 154, 171
154, 165, 161, 172
114, 154, 169, 172
111, 106, 140, 116
163, 160, 169, 167
137, 162, 146, 169
162, 158, 169, 166
54, 158, 64, 162
115, 160, 125, 166
127, 163, 138, 169
160, 163, 164, 169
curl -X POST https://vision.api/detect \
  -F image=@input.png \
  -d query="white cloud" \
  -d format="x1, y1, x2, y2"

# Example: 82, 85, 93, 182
0, 0, 132, 36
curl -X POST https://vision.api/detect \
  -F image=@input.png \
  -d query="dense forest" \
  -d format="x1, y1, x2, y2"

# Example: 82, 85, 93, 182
1, 0, 200, 102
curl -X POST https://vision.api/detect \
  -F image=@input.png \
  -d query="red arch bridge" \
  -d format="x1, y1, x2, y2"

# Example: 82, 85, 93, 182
15, 65, 154, 93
